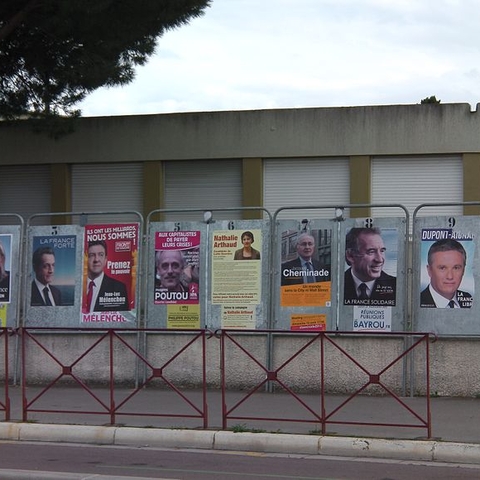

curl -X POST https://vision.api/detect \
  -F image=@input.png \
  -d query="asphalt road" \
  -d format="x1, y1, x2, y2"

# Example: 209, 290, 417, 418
0, 441, 479, 480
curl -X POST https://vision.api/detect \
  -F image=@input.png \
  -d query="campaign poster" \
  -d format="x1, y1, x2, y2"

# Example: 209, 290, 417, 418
280, 229, 331, 307
30, 235, 76, 307
343, 227, 397, 307
221, 305, 256, 329
290, 314, 326, 332
420, 229, 474, 309
154, 231, 200, 305
166, 304, 201, 329
0, 304, 6, 327
211, 229, 262, 305
352, 306, 392, 332
82, 223, 138, 323
0, 234, 12, 304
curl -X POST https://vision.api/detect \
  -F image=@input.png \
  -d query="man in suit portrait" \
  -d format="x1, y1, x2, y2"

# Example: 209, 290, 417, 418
344, 227, 396, 306
421, 238, 473, 308
31, 246, 63, 306
281, 232, 330, 286
84, 240, 129, 312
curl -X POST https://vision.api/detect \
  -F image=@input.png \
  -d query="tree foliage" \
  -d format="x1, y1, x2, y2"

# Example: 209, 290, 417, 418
0, 0, 210, 120
420, 95, 441, 104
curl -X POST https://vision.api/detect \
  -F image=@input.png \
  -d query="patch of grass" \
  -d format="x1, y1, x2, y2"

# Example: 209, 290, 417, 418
231, 423, 266, 433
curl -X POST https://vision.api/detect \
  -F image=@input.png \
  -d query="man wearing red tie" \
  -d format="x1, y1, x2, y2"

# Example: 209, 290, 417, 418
83, 240, 129, 312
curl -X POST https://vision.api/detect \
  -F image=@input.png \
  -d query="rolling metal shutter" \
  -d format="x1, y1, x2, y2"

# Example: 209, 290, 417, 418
264, 158, 350, 219
0, 165, 50, 221
371, 156, 463, 220
72, 163, 143, 222
164, 160, 242, 221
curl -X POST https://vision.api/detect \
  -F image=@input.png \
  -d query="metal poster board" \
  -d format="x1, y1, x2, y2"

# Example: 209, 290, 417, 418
208, 219, 271, 330
337, 217, 407, 332
25, 224, 84, 327
146, 221, 208, 329
414, 214, 480, 335
24, 213, 142, 328
274, 217, 337, 331
81, 222, 140, 325
0, 223, 22, 328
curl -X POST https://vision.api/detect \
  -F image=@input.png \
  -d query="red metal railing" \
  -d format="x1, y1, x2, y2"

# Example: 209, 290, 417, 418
0, 328, 10, 420
220, 329, 433, 438
321, 332, 432, 437
21, 328, 208, 427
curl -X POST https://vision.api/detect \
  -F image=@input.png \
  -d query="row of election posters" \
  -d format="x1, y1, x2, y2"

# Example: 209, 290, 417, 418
26, 224, 139, 324
153, 229, 261, 329
278, 224, 476, 333
0, 221, 477, 332
279, 226, 398, 332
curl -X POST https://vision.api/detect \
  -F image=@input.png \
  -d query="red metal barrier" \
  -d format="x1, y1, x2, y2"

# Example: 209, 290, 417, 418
21, 328, 208, 427
220, 329, 433, 438
321, 332, 432, 437
0, 328, 10, 420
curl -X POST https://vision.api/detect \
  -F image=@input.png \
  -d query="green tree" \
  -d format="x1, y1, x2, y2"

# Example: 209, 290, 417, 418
0, 0, 210, 120
420, 95, 441, 104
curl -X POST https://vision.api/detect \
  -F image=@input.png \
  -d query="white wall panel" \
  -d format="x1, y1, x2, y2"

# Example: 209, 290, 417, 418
164, 160, 242, 221
264, 158, 350, 219
0, 165, 50, 221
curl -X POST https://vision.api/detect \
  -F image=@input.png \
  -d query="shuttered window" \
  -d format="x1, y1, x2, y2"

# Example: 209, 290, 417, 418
371, 156, 463, 220
72, 163, 143, 223
164, 160, 242, 221
0, 165, 50, 221
264, 158, 350, 219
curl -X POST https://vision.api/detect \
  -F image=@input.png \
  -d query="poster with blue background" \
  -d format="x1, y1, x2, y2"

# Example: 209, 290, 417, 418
31, 235, 76, 306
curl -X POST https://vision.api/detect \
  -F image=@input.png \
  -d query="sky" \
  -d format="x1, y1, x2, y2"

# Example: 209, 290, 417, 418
79, 0, 480, 117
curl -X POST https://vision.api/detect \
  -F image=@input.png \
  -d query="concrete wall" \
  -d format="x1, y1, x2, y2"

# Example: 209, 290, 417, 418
2, 103, 480, 398
4, 332, 478, 397
2, 103, 480, 166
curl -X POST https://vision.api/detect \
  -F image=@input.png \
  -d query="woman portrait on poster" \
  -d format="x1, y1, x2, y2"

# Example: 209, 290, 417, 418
234, 231, 261, 260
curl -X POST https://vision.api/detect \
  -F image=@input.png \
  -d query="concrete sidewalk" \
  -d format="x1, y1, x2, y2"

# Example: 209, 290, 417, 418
1, 386, 480, 464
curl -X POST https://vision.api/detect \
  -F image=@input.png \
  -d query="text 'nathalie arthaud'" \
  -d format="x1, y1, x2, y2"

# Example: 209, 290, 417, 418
213, 234, 238, 248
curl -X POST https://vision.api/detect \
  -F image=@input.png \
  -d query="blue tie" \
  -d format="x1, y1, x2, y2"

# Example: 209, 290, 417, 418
306, 262, 315, 283
43, 287, 52, 306
359, 283, 368, 299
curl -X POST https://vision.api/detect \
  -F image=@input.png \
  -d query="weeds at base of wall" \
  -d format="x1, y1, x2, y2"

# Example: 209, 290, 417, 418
230, 423, 267, 434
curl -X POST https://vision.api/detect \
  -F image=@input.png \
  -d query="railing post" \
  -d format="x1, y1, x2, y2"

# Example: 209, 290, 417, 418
320, 332, 326, 435
109, 329, 115, 425
220, 330, 227, 430
426, 333, 432, 439
21, 328, 27, 422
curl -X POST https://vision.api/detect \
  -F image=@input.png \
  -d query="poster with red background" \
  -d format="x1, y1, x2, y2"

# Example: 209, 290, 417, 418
82, 223, 138, 323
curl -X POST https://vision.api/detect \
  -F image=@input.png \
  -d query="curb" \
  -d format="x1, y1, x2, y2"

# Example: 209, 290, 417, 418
1, 423, 480, 465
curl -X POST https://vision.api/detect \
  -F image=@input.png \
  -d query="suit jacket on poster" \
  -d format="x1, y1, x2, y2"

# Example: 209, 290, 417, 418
420, 286, 473, 308
0, 272, 10, 302
31, 280, 62, 306
281, 257, 329, 286
92, 274, 129, 311
343, 268, 396, 305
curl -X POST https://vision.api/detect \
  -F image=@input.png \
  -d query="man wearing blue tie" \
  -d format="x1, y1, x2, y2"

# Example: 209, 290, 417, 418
343, 227, 396, 306
30, 246, 62, 306
420, 238, 473, 308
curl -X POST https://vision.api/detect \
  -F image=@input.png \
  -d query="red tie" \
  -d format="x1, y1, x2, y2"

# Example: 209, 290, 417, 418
86, 280, 95, 311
